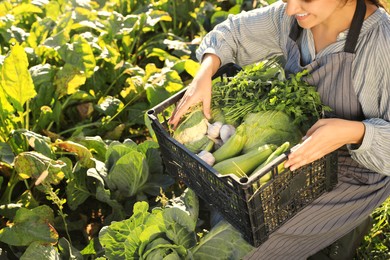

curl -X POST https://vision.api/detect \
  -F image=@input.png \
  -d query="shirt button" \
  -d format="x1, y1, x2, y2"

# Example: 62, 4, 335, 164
339, 32, 346, 38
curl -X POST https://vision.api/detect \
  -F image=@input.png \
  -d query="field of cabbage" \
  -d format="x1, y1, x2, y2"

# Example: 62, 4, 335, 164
0, 0, 388, 259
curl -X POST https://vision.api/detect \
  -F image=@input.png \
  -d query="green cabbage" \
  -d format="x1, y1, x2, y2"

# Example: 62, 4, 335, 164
242, 110, 303, 153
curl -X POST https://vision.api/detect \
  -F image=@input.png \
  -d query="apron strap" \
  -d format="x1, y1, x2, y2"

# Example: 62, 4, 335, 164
288, 20, 302, 42
344, 0, 366, 53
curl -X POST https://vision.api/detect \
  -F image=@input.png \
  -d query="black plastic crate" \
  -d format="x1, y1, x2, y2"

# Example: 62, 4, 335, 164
146, 66, 338, 247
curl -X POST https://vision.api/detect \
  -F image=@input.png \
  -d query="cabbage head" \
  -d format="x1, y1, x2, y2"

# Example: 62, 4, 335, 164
242, 110, 303, 153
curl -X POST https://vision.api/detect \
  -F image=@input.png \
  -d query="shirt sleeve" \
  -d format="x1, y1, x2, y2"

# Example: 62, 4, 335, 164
349, 118, 390, 176
195, 1, 290, 67
348, 13, 390, 176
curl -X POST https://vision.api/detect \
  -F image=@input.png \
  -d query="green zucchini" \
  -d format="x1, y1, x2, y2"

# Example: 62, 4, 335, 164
213, 144, 276, 177
212, 124, 247, 163
254, 141, 290, 184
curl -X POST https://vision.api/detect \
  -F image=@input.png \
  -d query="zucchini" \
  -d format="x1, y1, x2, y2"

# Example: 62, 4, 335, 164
254, 141, 290, 184
212, 124, 247, 163
213, 144, 276, 177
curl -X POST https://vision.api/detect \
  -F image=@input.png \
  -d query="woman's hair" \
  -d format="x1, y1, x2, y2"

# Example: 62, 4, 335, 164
368, 0, 388, 10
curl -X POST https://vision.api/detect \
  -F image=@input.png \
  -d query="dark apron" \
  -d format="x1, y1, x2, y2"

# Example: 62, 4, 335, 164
245, 1, 390, 259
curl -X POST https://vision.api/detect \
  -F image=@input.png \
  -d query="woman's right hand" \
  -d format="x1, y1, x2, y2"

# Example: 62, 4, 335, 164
168, 54, 221, 129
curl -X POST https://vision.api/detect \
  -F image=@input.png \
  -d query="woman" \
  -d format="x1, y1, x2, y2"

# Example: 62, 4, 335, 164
169, 0, 390, 259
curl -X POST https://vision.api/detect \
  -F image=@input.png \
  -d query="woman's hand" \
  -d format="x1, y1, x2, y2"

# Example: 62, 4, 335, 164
168, 54, 221, 128
168, 73, 213, 129
284, 118, 365, 171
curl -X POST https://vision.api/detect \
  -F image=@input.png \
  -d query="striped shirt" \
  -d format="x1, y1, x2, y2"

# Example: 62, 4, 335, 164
196, 1, 390, 176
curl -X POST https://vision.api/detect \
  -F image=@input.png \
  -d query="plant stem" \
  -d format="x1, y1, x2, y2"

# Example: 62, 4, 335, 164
0, 171, 20, 205
25, 100, 30, 130
106, 89, 146, 123
102, 69, 127, 97
42, 182, 72, 244
58, 122, 102, 136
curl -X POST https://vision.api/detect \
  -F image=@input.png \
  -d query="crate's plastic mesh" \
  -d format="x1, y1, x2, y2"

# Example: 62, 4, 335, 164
148, 90, 338, 247
153, 120, 254, 240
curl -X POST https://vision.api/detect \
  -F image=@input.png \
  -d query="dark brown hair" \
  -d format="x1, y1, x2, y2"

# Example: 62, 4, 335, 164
368, 0, 388, 10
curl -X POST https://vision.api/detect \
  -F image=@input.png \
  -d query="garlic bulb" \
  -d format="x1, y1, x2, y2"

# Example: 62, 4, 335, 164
197, 150, 216, 166
219, 124, 236, 143
207, 121, 223, 139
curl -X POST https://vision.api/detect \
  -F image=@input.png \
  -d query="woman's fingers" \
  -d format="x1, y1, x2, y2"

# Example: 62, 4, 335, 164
169, 78, 213, 128
168, 94, 193, 128
202, 94, 212, 120
284, 118, 361, 171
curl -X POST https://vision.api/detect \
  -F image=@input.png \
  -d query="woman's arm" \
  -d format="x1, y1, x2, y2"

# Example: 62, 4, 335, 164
168, 54, 220, 128
196, 1, 287, 67
170, 1, 289, 127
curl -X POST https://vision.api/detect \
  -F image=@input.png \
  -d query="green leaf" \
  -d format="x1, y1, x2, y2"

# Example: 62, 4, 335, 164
0, 142, 14, 164
167, 188, 199, 224
44, 0, 62, 21
53, 140, 94, 168
99, 201, 151, 259
162, 208, 197, 248
14, 151, 67, 185
27, 17, 55, 48
135, 222, 164, 257
105, 140, 137, 171
142, 238, 186, 260
95, 96, 123, 117
12, 3, 43, 16
94, 184, 125, 221
54, 63, 87, 98
190, 221, 253, 259
146, 9, 172, 26
58, 34, 96, 78
144, 63, 184, 107
140, 174, 174, 196
108, 150, 149, 197
0, 203, 22, 220
17, 190, 40, 209
21, 130, 53, 158
1, 43, 36, 111
80, 237, 98, 256
0, 205, 58, 246
34, 106, 54, 131
182, 59, 200, 78
65, 167, 91, 211
210, 11, 229, 28
57, 237, 84, 260
29, 63, 57, 107
137, 140, 163, 175
0, 81, 13, 114
0, 1, 12, 16
20, 241, 60, 260
71, 135, 108, 162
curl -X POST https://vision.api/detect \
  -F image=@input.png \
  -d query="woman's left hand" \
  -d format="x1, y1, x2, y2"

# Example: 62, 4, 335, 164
284, 118, 365, 171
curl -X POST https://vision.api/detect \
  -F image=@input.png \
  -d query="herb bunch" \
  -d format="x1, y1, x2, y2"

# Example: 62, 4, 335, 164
211, 59, 331, 130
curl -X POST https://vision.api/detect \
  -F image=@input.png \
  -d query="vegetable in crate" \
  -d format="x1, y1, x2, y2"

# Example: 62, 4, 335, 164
197, 150, 216, 166
172, 104, 214, 153
212, 123, 247, 163
241, 110, 302, 153
213, 144, 277, 178
255, 141, 291, 184
211, 59, 331, 129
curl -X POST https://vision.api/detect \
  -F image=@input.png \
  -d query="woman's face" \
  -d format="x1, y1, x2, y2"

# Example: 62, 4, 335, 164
282, 0, 350, 29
